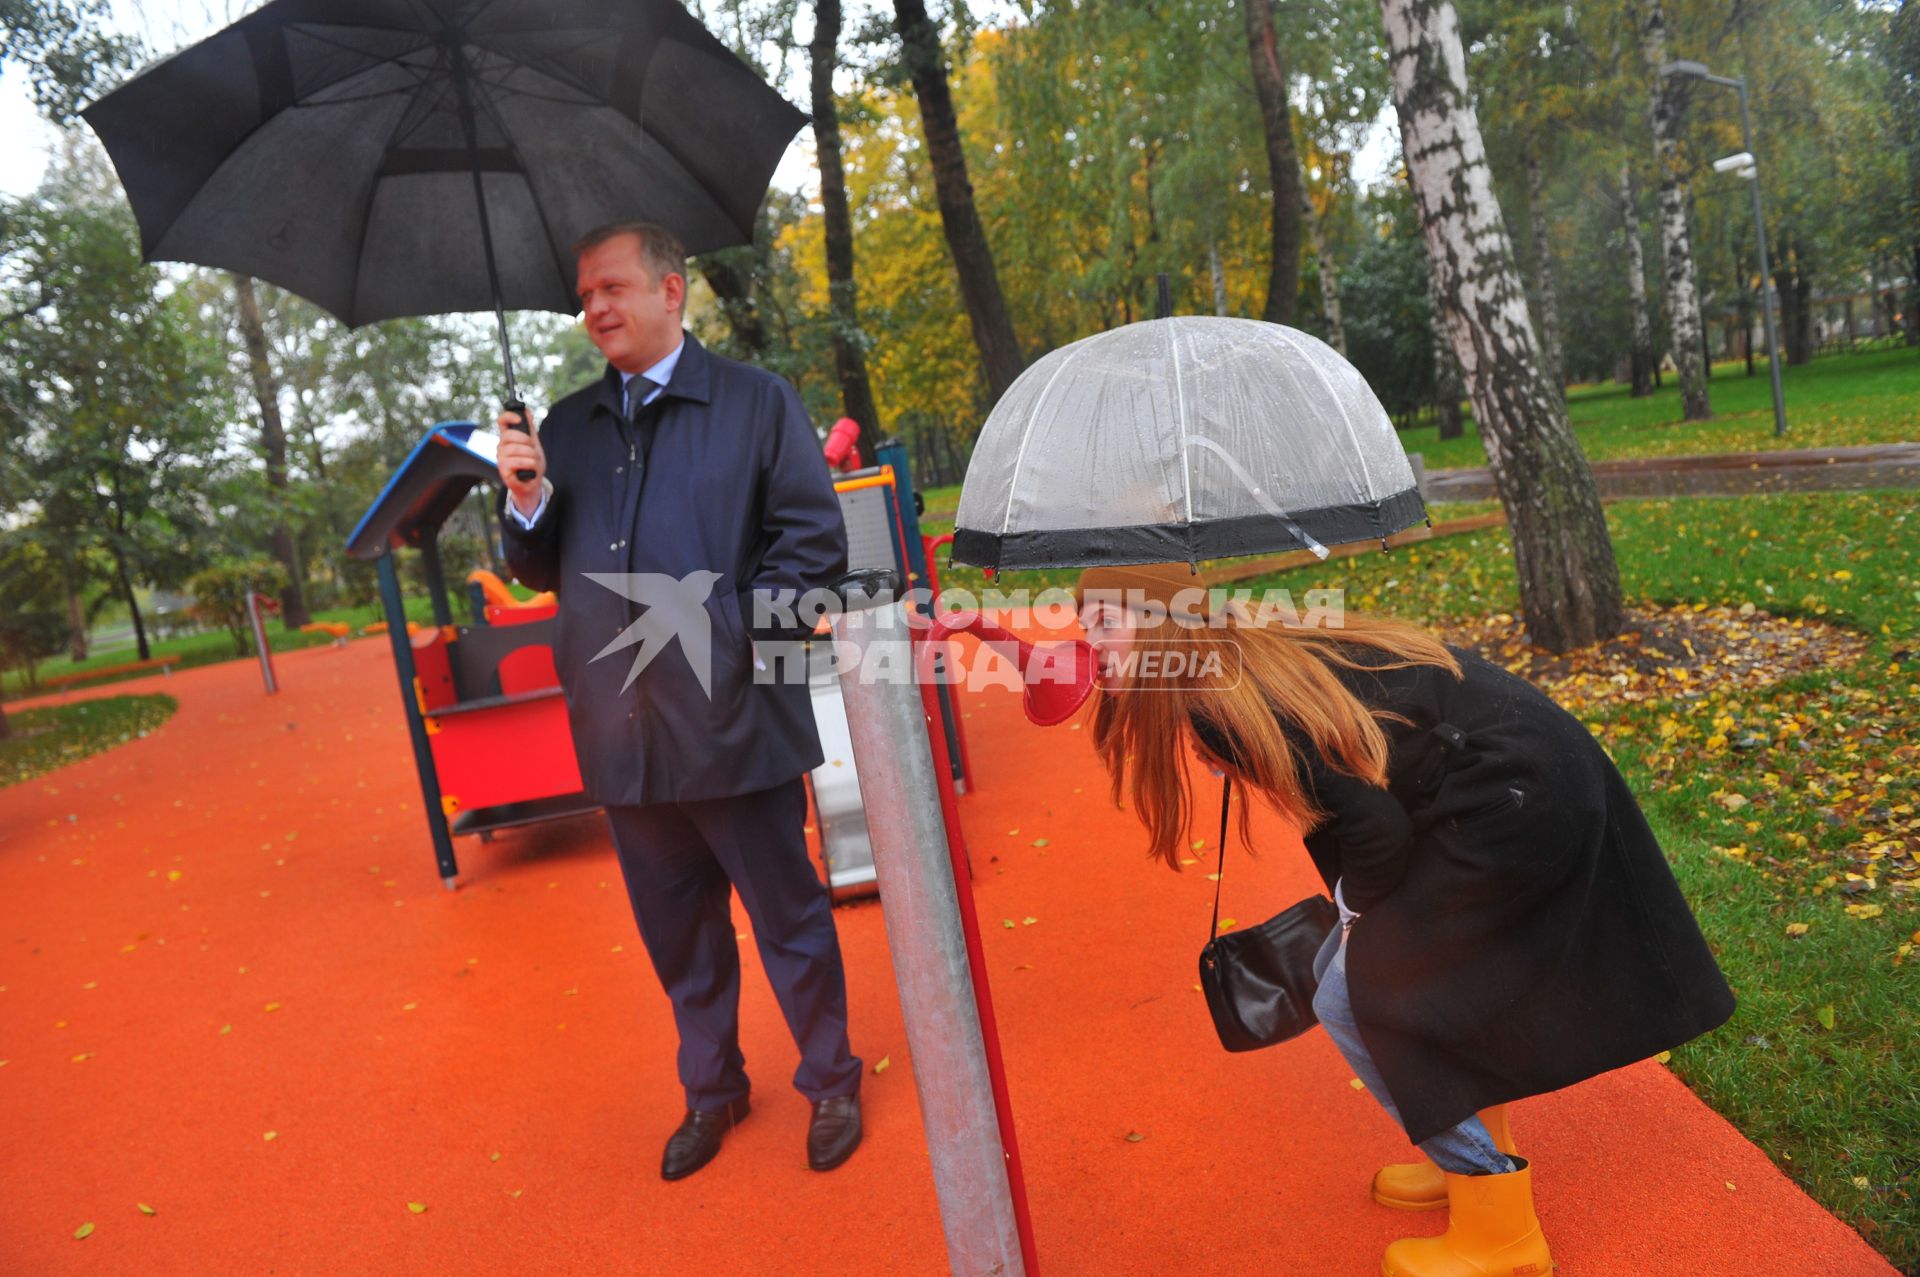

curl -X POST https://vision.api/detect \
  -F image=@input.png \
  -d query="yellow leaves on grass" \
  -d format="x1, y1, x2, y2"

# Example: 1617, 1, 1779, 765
1785, 922, 1811, 939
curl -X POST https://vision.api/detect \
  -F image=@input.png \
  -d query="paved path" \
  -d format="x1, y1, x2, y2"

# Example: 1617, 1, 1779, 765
1428, 442, 1920, 501
0, 640, 1900, 1274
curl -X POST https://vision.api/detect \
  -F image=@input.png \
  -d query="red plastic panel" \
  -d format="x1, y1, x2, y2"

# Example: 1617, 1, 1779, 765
426, 694, 583, 813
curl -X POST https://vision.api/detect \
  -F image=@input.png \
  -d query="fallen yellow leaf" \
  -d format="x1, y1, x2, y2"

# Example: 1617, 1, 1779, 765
74, 1222, 94, 1240
263, 1131, 277, 1141
136, 1203, 156, 1216
407, 1202, 428, 1214
1784, 922, 1810, 939
874, 1056, 892, 1074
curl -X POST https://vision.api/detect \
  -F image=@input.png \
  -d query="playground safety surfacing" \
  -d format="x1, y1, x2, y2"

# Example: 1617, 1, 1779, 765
0, 640, 1898, 1274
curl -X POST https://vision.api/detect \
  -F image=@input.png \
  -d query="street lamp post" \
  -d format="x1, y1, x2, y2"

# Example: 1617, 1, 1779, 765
1661, 58, 1788, 438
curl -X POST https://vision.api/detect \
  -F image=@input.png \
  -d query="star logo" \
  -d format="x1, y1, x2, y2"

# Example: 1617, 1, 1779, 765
582, 571, 723, 698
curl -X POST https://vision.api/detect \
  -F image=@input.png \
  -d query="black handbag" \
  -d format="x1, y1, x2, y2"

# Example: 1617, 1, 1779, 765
1197, 775, 1340, 1053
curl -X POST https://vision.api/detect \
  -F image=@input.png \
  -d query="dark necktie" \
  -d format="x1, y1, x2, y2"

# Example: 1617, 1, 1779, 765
627, 376, 661, 469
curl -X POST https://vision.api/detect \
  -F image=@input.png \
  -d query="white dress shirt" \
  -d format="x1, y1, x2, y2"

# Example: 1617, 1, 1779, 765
506, 338, 685, 529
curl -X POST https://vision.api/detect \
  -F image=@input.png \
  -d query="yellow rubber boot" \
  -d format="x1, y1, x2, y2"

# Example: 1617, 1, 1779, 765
1380, 1155, 1553, 1277
1372, 1105, 1517, 1212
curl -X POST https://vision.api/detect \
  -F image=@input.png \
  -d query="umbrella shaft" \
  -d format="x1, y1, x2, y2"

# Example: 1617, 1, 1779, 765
448, 34, 517, 402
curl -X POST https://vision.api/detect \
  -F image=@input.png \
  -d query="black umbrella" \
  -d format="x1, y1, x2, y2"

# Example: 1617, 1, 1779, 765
81, 0, 806, 423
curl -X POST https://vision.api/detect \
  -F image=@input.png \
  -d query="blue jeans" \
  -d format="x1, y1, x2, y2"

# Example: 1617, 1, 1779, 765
1311, 923, 1514, 1176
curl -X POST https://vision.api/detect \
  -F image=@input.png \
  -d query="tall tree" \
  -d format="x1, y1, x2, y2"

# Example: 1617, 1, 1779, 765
230, 274, 311, 628
1638, 0, 1712, 420
0, 0, 139, 122
893, 0, 1025, 400
1303, 177, 1348, 353
1522, 149, 1566, 398
1884, 0, 1920, 345
1379, 0, 1623, 652
1619, 164, 1658, 397
3, 163, 228, 663
811, 0, 882, 438
1243, 0, 1304, 324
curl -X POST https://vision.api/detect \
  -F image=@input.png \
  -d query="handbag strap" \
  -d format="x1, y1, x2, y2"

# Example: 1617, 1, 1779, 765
1208, 774, 1230, 941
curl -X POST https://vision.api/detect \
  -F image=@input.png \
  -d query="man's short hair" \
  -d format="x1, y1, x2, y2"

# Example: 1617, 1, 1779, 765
572, 221, 687, 290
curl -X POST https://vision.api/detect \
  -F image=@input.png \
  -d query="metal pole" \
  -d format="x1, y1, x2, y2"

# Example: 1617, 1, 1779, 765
448, 33, 518, 402
829, 572, 1026, 1277
448, 30, 537, 482
246, 591, 278, 695
1736, 77, 1788, 438
377, 555, 461, 887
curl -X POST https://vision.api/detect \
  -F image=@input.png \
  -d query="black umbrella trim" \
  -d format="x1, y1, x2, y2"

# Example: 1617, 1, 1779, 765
948, 486, 1428, 572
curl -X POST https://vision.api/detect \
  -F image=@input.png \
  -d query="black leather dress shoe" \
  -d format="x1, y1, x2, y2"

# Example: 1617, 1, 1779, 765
660, 1096, 750, 1181
806, 1093, 862, 1171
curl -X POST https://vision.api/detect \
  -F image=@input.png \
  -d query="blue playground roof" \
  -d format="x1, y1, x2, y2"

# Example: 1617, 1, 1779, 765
346, 422, 502, 561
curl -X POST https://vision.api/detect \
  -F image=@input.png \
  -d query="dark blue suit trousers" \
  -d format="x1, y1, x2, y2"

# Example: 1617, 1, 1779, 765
605, 776, 862, 1110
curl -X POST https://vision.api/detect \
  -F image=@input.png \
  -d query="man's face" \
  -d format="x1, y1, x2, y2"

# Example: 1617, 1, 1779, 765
576, 234, 685, 374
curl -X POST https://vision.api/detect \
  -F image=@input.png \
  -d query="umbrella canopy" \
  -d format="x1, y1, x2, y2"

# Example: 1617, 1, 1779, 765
950, 317, 1427, 572
80, 0, 806, 329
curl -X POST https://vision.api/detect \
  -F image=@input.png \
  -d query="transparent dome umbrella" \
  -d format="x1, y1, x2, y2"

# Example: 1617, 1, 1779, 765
951, 317, 1429, 572
79, 0, 807, 422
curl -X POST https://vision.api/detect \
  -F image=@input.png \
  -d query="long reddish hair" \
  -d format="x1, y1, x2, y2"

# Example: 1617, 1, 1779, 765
1079, 575, 1462, 868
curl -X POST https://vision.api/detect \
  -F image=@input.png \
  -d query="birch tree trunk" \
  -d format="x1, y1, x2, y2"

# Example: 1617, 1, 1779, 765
1301, 173, 1348, 354
1380, 0, 1623, 652
1621, 165, 1656, 397
1523, 149, 1564, 400
1244, 0, 1303, 324
811, 0, 882, 439
894, 0, 1025, 402
1425, 265, 1464, 440
1209, 242, 1228, 316
1639, 0, 1712, 420
232, 274, 311, 629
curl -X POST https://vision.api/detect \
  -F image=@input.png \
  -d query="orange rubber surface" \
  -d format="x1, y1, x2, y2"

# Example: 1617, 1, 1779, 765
0, 641, 1897, 1275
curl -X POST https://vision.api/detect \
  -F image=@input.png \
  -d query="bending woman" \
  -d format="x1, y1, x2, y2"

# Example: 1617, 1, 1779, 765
1075, 562, 1735, 1277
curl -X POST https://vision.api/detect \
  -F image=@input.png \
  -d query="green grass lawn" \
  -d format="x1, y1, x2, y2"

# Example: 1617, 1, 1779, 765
1389, 346, 1920, 471
1235, 489, 1920, 1270
0, 695, 178, 788
0, 598, 428, 699
918, 346, 1920, 522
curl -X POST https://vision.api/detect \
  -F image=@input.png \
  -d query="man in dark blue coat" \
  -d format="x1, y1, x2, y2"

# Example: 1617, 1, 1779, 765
493, 221, 863, 1181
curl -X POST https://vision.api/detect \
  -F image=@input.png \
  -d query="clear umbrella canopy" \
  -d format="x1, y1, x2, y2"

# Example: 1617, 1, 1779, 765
951, 317, 1428, 572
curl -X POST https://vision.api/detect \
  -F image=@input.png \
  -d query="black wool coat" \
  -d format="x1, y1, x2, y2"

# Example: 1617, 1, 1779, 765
1192, 642, 1736, 1144
498, 332, 848, 807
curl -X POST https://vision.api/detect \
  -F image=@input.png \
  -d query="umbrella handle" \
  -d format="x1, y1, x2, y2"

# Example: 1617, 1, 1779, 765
503, 399, 536, 482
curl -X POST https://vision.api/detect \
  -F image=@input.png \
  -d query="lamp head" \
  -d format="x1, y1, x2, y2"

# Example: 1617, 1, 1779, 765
1660, 59, 1711, 79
